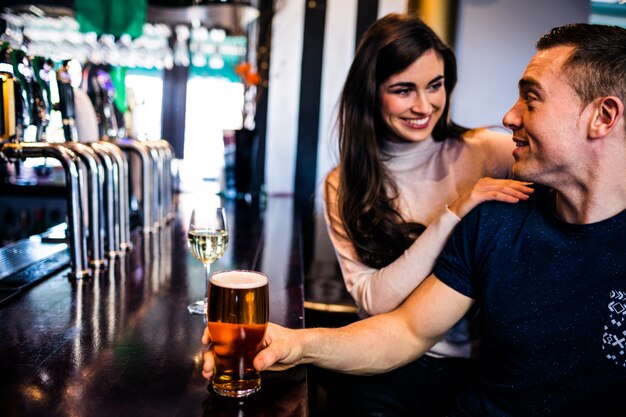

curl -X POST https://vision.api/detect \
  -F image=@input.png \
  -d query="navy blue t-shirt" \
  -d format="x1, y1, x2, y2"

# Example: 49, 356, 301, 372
434, 187, 626, 417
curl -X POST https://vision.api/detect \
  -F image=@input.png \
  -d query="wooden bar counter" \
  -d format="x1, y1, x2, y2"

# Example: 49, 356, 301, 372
0, 193, 307, 417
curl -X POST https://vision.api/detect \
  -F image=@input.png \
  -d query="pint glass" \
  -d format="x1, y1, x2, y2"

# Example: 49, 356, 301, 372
207, 270, 269, 397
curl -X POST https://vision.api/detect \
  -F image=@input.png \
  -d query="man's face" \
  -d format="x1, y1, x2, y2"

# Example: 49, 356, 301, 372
502, 46, 592, 186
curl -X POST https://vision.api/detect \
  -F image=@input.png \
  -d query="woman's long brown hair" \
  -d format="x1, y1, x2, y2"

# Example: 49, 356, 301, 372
337, 14, 468, 268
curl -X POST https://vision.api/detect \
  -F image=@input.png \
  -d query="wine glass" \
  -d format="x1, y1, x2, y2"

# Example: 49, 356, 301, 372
187, 206, 229, 315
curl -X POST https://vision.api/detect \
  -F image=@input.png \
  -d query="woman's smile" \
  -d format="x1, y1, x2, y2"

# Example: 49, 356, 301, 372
401, 115, 432, 129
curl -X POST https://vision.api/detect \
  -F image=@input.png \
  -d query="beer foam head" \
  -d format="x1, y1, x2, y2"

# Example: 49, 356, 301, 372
211, 270, 268, 289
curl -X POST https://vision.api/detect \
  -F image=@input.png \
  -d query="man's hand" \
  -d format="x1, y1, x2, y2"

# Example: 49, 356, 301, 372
201, 323, 306, 382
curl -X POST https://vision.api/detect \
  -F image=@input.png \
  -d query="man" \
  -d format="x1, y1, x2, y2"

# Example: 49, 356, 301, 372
203, 23, 626, 416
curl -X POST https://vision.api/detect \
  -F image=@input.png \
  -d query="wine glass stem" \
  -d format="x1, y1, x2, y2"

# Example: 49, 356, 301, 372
204, 261, 211, 304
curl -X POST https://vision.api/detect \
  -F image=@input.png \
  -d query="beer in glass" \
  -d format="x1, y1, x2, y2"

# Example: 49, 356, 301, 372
207, 270, 269, 397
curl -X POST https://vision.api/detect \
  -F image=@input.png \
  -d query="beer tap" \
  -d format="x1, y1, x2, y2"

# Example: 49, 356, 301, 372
0, 142, 91, 280
89, 142, 120, 257
10, 48, 35, 141
90, 141, 131, 255
112, 139, 175, 234
63, 142, 107, 271
31, 56, 53, 141
147, 140, 175, 225
3, 45, 36, 145
112, 138, 154, 234
56, 60, 77, 142
85, 64, 119, 140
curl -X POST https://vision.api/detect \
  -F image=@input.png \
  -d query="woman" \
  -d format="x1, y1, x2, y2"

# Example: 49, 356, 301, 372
320, 13, 533, 416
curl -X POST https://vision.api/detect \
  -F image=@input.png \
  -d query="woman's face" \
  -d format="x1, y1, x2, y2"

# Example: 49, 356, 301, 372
378, 49, 446, 143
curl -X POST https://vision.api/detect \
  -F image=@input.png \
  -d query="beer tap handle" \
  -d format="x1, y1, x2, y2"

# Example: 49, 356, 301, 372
10, 49, 34, 130
56, 60, 77, 141
32, 57, 53, 117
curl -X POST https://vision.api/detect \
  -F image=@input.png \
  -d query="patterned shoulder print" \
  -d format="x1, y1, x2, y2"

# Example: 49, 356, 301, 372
603, 290, 626, 367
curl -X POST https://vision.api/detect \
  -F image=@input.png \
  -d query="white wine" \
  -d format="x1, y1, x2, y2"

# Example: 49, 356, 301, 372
187, 229, 229, 263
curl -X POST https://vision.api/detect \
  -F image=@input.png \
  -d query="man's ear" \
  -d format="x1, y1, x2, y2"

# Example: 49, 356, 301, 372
588, 96, 624, 139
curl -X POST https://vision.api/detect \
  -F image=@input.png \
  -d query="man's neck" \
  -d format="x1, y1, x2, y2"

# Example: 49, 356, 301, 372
553, 183, 626, 224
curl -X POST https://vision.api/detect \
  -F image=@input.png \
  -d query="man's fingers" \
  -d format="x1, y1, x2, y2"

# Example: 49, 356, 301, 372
254, 345, 295, 372
202, 327, 211, 345
253, 324, 302, 372
202, 348, 215, 382
202, 369, 213, 380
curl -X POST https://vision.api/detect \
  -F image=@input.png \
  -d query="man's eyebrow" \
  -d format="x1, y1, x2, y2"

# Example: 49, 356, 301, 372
519, 77, 544, 94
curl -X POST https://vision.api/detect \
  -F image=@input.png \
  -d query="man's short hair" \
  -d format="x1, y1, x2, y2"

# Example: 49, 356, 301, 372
537, 23, 626, 107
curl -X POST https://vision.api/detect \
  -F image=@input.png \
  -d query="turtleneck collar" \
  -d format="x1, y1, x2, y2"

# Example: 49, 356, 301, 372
381, 136, 442, 164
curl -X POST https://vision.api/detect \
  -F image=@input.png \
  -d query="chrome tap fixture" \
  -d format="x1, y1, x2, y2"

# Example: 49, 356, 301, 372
113, 138, 155, 234
113, 138, 175, 234
0, 141, 90, 280
63, 142, 107, 270
90, 141, 132, 256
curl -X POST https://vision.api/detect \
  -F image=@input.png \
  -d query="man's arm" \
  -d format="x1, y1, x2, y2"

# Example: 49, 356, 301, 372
252, 275, 474, 375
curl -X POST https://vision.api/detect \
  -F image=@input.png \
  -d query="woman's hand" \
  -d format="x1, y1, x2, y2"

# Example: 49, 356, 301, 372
201, 323, 306, 382
447, 177, 534, 219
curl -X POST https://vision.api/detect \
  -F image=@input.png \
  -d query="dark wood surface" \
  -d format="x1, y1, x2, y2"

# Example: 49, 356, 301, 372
0, 193, 307, 417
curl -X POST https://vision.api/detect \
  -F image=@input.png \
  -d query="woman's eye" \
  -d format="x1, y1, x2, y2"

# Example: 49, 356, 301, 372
427, 81, 443, 91
392, 88, 411, 96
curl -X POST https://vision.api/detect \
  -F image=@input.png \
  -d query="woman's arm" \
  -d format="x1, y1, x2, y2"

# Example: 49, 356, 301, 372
323, 171, 532, 315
